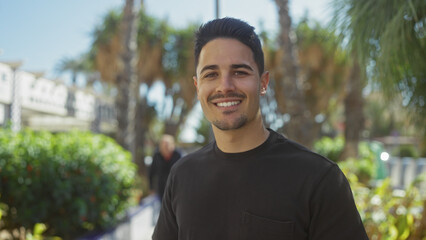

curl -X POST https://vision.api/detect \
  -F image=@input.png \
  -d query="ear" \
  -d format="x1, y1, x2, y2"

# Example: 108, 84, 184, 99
193, 76, 200, 100
260, 71, 270, 96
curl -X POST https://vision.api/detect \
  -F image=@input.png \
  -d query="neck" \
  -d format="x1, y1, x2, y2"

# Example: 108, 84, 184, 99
212, 116, 270, 153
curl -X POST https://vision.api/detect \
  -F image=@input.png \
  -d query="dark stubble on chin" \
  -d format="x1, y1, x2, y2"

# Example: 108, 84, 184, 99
212, 114, 248, 130
208, 92, 248, 130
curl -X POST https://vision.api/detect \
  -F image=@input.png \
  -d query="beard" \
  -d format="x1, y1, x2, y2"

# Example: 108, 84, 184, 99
207, 92, 249, 130
212, 114, 248, 130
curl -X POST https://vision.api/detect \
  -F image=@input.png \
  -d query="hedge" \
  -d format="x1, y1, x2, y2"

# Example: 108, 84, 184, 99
0, 128, 136, 239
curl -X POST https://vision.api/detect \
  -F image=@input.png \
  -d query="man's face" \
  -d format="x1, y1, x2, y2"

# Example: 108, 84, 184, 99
159, 136, 174, 158
193, 38, 269, 131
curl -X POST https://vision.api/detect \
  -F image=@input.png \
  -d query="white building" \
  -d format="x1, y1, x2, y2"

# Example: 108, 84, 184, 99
0, 61, 115, 133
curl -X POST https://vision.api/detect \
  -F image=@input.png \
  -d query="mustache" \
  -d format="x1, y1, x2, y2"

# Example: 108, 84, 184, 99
207, 92, 246, 102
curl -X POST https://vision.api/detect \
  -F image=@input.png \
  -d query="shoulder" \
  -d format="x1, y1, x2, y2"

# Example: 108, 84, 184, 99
270, 130, 335, 165
152, 151, 161, 160
266, 130, 338, 178
170, 141, 215, 173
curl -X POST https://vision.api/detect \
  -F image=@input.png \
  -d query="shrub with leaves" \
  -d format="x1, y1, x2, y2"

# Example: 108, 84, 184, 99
314, 136, 377, 183
394, 145, 420, 159
316, 136, 426, 239
0, 129, 136, 239
313, 136, 345, 162
343, 172, 425, 240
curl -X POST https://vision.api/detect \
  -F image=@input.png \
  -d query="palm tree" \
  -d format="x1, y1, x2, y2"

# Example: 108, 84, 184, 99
331, 0, 426, 159
56, 56, 86, 85
273, 0, 314, 148
90, 1, 144, 170
91, 7, 199, 175
340, 53, 365, 160
118, 0, 141, 164
57, 52, 102, 87
134, 10, 168, 175
262, 20, 350, 143
161, 25, 198, 136
295, 21, 349, 140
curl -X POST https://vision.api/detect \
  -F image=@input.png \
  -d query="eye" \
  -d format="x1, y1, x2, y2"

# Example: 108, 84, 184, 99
234, 71, 248, 76
203, 72, 218, 79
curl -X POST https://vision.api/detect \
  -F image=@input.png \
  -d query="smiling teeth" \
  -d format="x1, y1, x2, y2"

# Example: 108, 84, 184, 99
217, 101, 239, 107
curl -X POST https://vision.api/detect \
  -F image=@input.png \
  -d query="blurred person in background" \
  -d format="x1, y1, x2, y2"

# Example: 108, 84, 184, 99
149, 134, 182, 202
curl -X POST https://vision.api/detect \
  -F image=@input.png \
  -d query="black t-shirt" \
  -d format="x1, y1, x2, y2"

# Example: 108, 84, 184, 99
153, 129, 369, 240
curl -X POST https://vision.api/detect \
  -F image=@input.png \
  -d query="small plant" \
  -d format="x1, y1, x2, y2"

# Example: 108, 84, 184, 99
26, 223, 62, 240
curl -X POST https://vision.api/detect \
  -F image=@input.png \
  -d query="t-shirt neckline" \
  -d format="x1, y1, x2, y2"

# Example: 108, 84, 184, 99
213, 128, 276, 161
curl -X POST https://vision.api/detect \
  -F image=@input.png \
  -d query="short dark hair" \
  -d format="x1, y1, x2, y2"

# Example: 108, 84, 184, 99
194, 17, 264, 76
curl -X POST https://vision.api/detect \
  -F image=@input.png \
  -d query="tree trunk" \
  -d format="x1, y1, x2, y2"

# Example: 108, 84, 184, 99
135, 97, 149, 176
115, 0, 141, 162
339, 56, 364, 161
274, 0, 313, 148
115, 74, 129, 148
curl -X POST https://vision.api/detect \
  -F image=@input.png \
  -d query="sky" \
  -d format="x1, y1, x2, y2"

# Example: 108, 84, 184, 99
0, 0, 332, 81
0, 0, 332, 142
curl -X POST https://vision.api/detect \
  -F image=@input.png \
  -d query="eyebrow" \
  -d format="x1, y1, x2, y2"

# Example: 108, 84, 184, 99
231, 64, 253, 72
199, 65, 218, 75
199, 64, 254, 75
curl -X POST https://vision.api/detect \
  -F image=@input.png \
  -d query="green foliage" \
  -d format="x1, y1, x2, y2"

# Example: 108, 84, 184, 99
26, 223, 62, 240
296, 19, 347, 63
327, 132, 426, 239
163, 24, 198, 78
332, 0, 426, 126
394, 145, 420, 158
339, 157, 376, 185
0, 129, 136, 239
92, 9, 121, 45
137, 10, 168, 48
195, 117, 212, 146
0, 198, 5, 221
313, 136, 345, 162
345, 173, 425, 239
315, 136, 378, 183
338, 141, 376, 184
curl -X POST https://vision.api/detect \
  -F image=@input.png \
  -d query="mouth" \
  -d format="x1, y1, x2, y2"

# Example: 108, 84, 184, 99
208, 93, 245, 109
215, 101, 241, 107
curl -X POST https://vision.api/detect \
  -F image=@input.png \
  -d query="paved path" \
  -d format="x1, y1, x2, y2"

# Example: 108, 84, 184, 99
78, 195, 160, 240
128, 196, 160, 240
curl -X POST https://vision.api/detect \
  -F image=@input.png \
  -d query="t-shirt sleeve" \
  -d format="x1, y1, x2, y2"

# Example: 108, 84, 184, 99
308, 164, 369, 240
152, 168, 178, 240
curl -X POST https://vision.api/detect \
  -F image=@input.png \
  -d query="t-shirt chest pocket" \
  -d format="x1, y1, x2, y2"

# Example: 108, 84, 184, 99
240, 211, 294, 240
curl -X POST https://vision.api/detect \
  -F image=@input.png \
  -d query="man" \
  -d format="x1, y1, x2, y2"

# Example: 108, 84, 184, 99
153, 17, 368, 240
149, 134, 182, 201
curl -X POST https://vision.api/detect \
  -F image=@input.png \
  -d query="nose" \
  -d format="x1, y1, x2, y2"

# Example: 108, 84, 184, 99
217, 73, 236, 93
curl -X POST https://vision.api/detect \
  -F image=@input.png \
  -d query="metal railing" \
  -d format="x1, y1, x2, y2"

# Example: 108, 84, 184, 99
385, 157, 426, 192
78, 195, 160, 240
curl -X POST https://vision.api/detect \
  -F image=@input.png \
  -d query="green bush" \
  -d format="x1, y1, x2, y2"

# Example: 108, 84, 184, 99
339, 157, 376, 185
315, 136, 426, 239
343, 172, 425, 240
315, 137, 383, 184
0, 129, 136, 239
394, 145, 419, 158
313, 136, 345, 162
